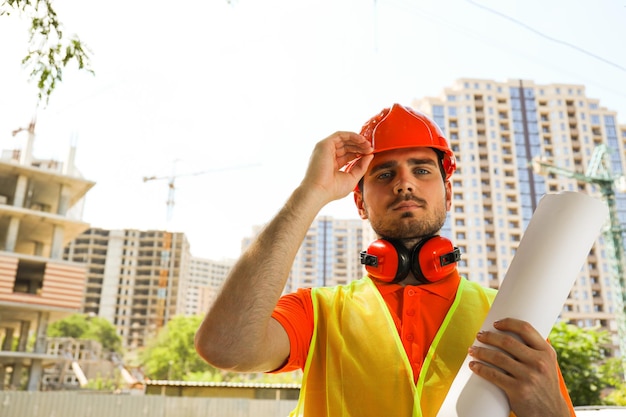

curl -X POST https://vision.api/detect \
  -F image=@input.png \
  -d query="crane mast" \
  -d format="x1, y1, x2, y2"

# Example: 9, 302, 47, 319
532, 144, 626, 377
142, 162, 260, 329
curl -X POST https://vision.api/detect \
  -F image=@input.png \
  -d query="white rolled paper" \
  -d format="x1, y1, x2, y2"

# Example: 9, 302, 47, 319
437, 192, 609, 417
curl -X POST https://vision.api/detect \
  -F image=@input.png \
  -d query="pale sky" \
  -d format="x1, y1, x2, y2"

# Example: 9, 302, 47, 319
1, 0, 625, 260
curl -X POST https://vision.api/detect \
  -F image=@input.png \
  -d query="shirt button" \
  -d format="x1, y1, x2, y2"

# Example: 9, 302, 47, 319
406, 309, 415, 316
406, 334, 414, 342
407, 289, 416, 296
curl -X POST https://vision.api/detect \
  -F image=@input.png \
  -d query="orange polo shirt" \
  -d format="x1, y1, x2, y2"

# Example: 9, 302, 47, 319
272, 273, 461, 378
271, 274, 576, 416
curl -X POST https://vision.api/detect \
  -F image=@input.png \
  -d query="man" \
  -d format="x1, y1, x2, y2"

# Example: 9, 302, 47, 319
195, 103, 575, 416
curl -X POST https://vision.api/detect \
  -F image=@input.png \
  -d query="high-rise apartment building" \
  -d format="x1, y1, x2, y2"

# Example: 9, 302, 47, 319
64, 228, 191, 350
412, 78, 626, 355
241, 216, 367, 293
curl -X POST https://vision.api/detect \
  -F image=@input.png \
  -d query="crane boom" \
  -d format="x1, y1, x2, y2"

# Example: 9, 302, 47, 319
143, 163, 260, 222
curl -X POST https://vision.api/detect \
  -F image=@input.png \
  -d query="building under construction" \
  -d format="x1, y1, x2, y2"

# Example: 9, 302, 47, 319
0, 122, 95, 390
63, 228, 191, 350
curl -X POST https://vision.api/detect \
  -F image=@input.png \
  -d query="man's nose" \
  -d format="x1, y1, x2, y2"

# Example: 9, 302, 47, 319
393, 168, 414, 194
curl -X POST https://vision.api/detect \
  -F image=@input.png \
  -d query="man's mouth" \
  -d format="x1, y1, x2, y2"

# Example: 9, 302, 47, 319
394, 202, 421, 211
391, 196, 426, 211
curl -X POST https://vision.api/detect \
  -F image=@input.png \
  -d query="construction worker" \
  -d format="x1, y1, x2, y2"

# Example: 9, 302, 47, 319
195, 103, 576, 416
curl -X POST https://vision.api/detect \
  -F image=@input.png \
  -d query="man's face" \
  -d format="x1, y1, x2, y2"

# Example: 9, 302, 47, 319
354, 147, 452, 240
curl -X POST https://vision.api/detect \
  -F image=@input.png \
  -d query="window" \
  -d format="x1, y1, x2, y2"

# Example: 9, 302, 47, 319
14, 260, 46, 295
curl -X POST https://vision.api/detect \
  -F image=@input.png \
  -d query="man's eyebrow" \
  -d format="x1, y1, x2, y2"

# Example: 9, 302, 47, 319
368, 160, 397, 176
407, 157, 438, 167
369, 158, 438, 177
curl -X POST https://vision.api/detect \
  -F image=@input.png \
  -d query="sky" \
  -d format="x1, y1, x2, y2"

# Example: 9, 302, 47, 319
0, 0, 625, 260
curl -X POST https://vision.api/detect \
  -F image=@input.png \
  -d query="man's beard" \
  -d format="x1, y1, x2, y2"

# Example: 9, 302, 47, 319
367, 200, 447, 241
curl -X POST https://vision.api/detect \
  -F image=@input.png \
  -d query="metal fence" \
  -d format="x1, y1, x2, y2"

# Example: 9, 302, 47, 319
0, 391, 298, 417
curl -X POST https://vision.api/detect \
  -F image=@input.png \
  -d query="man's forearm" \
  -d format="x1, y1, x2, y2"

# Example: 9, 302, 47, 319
195, 184, 327, 371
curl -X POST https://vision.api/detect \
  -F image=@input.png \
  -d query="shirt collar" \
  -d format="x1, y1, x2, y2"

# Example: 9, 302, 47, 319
372, 270, 461, 300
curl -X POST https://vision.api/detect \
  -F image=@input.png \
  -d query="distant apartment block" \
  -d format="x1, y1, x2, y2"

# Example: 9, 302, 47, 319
242, 216, 367, 294
184, 256, 235, 316
0, 123, 94, 390
413, 78, 626, 355
64, 228, 191, 350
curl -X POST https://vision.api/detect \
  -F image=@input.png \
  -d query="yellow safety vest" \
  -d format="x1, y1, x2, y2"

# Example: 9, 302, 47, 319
289, 276, 497, 417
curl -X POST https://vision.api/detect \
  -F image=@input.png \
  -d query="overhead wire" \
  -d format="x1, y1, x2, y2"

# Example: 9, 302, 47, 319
465, 0, 626, 73
376, 0, 626, 99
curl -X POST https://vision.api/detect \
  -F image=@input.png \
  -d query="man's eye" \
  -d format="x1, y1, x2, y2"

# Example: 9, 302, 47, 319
377, 172, 392, 180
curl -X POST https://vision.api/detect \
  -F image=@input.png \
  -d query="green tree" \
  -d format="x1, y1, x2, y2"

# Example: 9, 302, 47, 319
1, 0, 93, 105
603, 383, 626, 406
83, 316, 123, 353
48, 313, 122, 354
599, 357, 626, 406
140, 315, 222, 381
47, 312, 88, 338
549, 321, 617, 406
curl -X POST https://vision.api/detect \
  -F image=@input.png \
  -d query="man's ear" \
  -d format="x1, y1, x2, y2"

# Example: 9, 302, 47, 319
445, 180, 452, 211
354, 189, 368, 220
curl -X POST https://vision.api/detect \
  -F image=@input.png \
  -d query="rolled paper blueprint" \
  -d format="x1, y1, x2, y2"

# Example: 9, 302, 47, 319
437, 192, 609, 417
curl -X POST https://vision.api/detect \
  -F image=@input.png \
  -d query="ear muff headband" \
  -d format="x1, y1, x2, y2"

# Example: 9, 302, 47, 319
360, 236, 461, 284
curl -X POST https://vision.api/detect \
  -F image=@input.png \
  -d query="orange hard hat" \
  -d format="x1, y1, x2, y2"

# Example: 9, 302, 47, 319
347, 103, 456, 180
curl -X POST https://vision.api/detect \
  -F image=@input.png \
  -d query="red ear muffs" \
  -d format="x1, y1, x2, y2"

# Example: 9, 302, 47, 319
410, 236, 460, 283
360, 236, 461, 284
360, 239, 411, 283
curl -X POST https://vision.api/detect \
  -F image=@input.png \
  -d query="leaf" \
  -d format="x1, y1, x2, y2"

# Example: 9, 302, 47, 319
3, 0, 94, 106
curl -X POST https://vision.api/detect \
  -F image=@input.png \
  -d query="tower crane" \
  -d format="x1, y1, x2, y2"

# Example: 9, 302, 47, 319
143, 162, 260, 223
531, 144, 626, 376
142, 161, 260, 329
142, 165, 212, 224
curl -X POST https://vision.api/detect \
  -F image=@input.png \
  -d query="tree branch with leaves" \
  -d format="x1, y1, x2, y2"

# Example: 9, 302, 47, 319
1, 0, 93, 106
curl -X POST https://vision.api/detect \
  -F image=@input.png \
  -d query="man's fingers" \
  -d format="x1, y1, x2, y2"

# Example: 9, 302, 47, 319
329, 131, 373, 161
492, 318, 549, 350
345, 153, 373, 178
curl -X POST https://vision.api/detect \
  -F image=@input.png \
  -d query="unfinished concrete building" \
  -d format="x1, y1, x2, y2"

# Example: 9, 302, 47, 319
64, 228, 191, 350
0, 122, 94, 390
